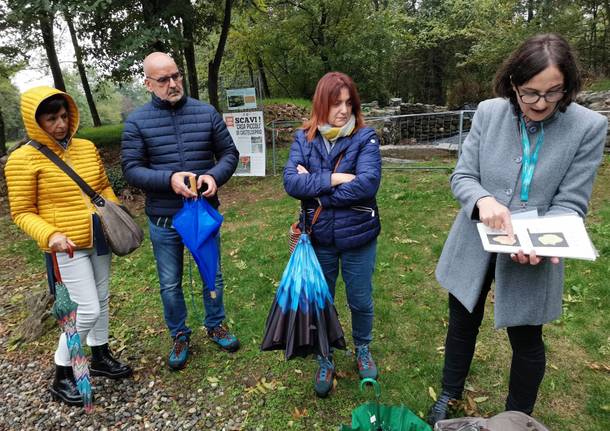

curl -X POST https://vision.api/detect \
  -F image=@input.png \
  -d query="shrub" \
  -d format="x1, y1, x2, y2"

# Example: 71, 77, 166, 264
106, 165, 128, 194
76, 124, 124, 148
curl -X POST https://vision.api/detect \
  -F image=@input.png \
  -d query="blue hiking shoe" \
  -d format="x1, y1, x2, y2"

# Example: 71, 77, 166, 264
314, 355, 335, 398
207, 324, 240, 352
168, 332, 189, 371
356, 345, 378, 380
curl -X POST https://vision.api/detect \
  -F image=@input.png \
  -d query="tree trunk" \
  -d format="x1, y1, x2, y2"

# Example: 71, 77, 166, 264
257, 56, 271, 98
527, 0, 534, 22
65, 12, 102, 126
318, 5, 332, 72
429, 51, 445, 105
0, 108, 6, 157
38, 10, 65, 92
171, 49, 188, 96
247, 60, 255, 87
141, 0, 167, 52
601, 0, 610, 75
208, 0, 233, 110
180, 0, 199, 99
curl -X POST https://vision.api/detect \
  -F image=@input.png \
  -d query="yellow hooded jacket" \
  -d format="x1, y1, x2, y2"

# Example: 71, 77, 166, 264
5, 86, 118, 251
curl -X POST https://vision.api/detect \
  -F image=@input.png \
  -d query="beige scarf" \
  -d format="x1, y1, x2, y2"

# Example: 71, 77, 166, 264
318, 115, 356, 144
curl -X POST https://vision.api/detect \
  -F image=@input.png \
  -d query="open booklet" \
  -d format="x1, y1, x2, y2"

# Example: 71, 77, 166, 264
477, 213, 598, 261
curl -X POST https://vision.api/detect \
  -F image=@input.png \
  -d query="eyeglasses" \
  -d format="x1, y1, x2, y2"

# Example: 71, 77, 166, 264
516, 88, 566, 104
146, 71, 183, 85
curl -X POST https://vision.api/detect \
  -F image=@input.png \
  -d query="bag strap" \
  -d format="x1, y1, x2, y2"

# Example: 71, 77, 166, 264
28, 140, 106, 206
307, 151, 345, 230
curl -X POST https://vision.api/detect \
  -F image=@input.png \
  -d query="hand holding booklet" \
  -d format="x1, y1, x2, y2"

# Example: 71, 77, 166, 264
477, 213, 598, 261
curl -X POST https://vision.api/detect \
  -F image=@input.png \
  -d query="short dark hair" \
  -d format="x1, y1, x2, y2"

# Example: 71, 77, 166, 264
35, 94, 69, 121
494, 33, 581, 113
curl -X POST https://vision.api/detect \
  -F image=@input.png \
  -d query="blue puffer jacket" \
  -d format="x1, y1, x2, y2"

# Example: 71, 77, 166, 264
284, 126, 381, 251
121, 95, 239, 217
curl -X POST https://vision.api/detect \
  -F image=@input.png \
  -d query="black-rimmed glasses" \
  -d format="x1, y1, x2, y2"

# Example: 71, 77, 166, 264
516, 88, 566, 104
146, 72, 183, 85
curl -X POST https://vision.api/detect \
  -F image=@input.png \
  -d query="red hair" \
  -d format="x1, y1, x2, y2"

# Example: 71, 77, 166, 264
303, 72, 365, 142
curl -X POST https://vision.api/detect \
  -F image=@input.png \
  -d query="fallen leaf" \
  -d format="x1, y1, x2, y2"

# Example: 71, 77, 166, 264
473, 396, 488, 403
587, 362, 610, 373
292, 407, 308, 419
335, 370, 348, 379
428, 386, 437, 402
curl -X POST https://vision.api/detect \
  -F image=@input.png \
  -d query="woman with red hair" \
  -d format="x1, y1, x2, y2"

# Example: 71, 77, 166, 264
284, 72, 382, 398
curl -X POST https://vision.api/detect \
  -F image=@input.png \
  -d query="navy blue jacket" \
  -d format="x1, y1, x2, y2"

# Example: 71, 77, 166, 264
284, 126, 381, 251
121, 95, 239, 217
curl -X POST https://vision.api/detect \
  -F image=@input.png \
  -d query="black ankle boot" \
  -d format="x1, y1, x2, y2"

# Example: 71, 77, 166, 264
90, 344, 133, 379
426, 391, 459, 426
49, 365, 84, 406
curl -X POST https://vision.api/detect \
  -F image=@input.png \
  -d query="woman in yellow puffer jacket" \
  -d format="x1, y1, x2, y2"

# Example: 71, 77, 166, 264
5, 86, 132, 407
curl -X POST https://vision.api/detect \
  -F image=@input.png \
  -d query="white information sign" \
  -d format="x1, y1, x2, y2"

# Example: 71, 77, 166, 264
223, 111, 266, 176
226, 87, 257, 110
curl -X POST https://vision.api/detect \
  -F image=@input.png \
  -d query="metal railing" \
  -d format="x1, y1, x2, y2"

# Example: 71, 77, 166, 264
267, 109, 610, 175
267, 111, 476, 175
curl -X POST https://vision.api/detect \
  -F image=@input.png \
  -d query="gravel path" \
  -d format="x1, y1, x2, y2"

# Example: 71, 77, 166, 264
0, 355, 250, 430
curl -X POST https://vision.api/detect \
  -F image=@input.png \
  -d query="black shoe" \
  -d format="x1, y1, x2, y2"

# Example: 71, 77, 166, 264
49, 365, 84, 407
90, 343, 133, 379
427, 391, 458, 426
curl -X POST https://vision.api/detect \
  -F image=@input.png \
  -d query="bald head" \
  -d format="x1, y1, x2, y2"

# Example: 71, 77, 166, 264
143, 52, 177, 76
143, 52, 184, 104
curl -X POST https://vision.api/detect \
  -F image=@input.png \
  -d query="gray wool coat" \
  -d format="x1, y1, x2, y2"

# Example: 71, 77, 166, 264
435, 98, 607, 328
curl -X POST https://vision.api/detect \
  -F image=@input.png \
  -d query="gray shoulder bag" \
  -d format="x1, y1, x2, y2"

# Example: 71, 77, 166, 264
29, 140, 144, 256
434, 411, 550, 431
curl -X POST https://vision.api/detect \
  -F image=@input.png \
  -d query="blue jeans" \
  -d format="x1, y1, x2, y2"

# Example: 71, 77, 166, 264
148, 218, 226, 338
314, 239, 376, 346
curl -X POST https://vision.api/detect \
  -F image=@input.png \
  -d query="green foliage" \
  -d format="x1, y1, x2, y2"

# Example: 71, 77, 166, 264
63, 68, 149, 127
220, 0, 610, 106
219, 0, 405, 103
105, 165, 128, 193
0, 77, 23, 140
76, 124, 123, 148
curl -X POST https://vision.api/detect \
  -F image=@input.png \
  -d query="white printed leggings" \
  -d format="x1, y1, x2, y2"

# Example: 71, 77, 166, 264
53, 249, 111, 366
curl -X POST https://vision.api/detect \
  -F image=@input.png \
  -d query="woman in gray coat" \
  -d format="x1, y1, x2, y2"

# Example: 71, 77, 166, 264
428, 33, 607, 425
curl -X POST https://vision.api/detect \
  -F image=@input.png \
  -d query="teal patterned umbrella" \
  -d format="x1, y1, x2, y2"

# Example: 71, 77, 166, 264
51, 252, 93, 412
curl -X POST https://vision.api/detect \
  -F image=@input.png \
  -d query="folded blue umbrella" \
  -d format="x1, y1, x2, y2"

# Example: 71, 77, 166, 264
261, 233, 346, 359
173, 197, 223, 298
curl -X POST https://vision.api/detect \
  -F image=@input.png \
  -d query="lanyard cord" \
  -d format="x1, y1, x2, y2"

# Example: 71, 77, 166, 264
519, 116, 544, 202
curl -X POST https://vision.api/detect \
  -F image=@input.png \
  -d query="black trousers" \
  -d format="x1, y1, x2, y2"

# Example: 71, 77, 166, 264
441, 255, 546, 414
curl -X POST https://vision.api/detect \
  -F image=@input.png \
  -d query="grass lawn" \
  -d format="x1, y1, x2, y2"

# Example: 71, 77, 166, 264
587, 78, 610, 92
0, 156, 608, 430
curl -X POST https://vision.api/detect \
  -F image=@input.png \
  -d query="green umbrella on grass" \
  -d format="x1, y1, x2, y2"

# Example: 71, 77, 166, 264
340, 379, 431, 431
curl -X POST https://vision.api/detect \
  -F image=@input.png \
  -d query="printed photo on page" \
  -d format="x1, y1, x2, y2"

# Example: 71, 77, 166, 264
477, 215, 598, 261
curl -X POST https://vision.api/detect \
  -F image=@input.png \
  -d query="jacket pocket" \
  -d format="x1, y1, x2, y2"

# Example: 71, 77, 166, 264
351, 206, 376, 217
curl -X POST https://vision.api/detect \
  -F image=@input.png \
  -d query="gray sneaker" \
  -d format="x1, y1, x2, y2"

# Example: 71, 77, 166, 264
355, 345, 378, 380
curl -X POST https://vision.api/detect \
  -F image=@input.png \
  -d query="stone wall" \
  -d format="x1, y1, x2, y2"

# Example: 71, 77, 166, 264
577, 91, 610, 151
365, 92, 610, 150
